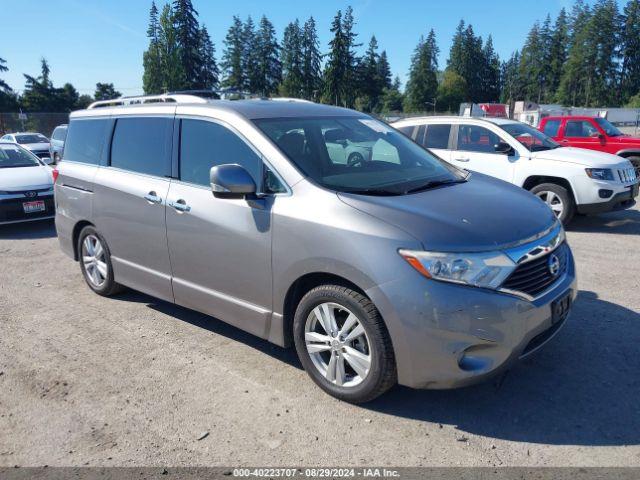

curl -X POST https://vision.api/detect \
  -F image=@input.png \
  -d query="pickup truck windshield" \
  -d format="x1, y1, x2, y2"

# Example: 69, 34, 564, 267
255, 116, 466, 195
594, 118, 623, 137
500, 123, 560, 152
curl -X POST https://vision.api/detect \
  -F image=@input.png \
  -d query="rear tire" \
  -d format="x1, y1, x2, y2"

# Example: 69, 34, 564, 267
77, 226, 123, 297
293, 285, 396, 403
531, 183, 576, 225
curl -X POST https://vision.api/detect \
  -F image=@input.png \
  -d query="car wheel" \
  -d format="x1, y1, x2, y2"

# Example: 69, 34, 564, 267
293, 285, 396, 403
531, 183, 576, 225
627, 156, 640, 178
78, 226, 123, 296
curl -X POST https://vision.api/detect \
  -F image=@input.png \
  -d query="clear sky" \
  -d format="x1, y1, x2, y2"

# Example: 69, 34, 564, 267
1, 0, 610, 96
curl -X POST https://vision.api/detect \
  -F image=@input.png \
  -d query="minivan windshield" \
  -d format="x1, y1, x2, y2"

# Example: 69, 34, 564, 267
0, 144, 41, 168
15, 133, 48, 144
499, 123, 560, 152
255, 117, 466, 195
594, 117, 623, 137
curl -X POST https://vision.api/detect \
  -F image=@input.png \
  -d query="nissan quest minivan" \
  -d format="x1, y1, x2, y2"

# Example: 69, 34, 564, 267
55, 94, 576, 403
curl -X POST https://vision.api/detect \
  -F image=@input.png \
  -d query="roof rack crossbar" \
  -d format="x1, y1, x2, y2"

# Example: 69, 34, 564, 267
87, 93, 208, 109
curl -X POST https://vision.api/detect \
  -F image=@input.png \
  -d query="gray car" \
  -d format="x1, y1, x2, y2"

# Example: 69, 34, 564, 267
54, 94, 576, 403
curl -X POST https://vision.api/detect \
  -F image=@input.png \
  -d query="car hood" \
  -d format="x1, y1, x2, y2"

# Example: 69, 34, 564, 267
532, 146, 623, 167
22, 142, 50, 151
337, 173, 556, 252
0, 165, 53, 190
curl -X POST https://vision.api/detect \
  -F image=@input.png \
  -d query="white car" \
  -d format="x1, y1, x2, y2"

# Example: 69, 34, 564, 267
392, 116, 639, 223
0, 132, 52, 164
0, 142, 55, 225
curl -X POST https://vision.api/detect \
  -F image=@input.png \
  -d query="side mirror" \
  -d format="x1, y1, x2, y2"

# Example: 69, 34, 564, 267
494, 141, 514, 155
210, 164, 256, 199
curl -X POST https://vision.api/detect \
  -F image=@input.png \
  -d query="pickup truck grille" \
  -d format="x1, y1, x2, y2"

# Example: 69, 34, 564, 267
501, 243, 569, 298
618, 167, 637, 184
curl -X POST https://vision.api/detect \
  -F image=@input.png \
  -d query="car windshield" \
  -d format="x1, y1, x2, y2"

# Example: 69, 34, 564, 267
255, 116, 466, 195
594, 118, 623, 137
0, 144, 41, 168
15, 134, 48, 144
499, 123, 560, 152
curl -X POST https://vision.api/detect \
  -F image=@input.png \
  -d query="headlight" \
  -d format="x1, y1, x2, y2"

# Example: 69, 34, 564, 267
585, 168, 613, 180
398, 249, 516, 289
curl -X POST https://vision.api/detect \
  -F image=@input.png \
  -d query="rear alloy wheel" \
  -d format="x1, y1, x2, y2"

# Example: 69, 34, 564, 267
531, 183, 576, 225
78, 226, 123, 296
293, 285, 396, 403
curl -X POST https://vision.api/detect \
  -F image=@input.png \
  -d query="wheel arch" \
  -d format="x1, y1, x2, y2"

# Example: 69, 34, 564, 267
71, 220, 95, 261
522, 175, 576, 201
615, 149, 640, 159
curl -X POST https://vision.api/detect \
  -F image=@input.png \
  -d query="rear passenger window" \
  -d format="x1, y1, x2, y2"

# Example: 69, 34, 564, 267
179, 119, 262, 187
395, 125, 415, 138
457, 125, 504, 153
424, 124, 451, 149
110, 117, 172, 176
542, 120, 561, 137
63, 119, 108, 165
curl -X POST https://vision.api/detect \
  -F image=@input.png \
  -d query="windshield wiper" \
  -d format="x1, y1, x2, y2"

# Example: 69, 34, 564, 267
404, 178, 466, 194
341, 187, 402, 196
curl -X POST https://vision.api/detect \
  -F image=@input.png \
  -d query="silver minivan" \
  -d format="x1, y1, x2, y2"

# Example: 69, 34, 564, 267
55, 94, 576, 403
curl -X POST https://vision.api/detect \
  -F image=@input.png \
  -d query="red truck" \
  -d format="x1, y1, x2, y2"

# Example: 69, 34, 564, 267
539, 116, 640, 176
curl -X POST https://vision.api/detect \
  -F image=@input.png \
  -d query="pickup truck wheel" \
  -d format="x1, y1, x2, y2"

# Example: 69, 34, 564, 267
627, 156, 640, 178
531, 183, 576, 225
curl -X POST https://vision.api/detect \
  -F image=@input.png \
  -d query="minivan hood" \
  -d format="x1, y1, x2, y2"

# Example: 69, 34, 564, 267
0, 165, 53, 190
337, 173, 556, 252
532, 146, 623, 167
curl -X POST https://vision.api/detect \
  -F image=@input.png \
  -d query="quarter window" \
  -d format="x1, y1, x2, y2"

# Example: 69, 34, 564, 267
423, 124, 451, 149
63, 119, 109, 165
179, 119, 263, 187
110, 117, 172, 176
457, 125, 505, 153
542, 119, 561, 137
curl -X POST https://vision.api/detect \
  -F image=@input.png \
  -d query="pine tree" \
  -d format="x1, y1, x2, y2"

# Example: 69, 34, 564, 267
519, 22, 545, 102
301, 16, 321, 100
143, 1, 164, 94
322, 9, 348, 105
280, 19, 304, 97
0, 56, 11, 93
254, 16, 281, 96
341, 6, 360, 108
404, 30, 439, 112
380, 75, 404, 113
589, 0, 621, 105
446, 21, 485, 102
355, 35, 383, 112
622, 0, 640, 101
377, 50, 392, 90
172, 0, 201, 88
437, 70, 467, 112
242, 16, 260, 92
157, 4, 185, 92
548, 8, 569, 101
221, 16, 245, 90
196, 25, 219, 90
500, 51, 524, 105
480, 35, 500, 102
94, 83, 121, 100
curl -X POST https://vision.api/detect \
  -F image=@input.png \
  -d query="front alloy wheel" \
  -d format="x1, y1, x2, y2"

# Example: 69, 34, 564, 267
535, 190, 564, 218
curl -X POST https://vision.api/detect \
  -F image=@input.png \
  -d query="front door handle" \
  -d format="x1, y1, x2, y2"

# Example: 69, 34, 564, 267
144, 191, 162, 204
453, 156, 470, 162
168, 199, 191, 212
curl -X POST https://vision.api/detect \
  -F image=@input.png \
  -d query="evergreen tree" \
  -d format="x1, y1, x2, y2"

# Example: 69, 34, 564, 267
157, 3, 185, 92
437, 70, 467, 112
242, 16, 260, 92
500, 51, 524, 104
21, 59, 55, 111
221, 16, 245, 90
94, 83, 121, 100
377, 50, 392, 90
548, 8, 569, 101
355, 36, 384, 112
380, 76, 404, 113
519, 21, 545, 102
589, 0, 621, 105
301, 16, 321, 100
621, 0, 640, 102
446, 21, 484, 102
404, 30, 439, 112
280, 19, 304, 97
172, 0, 201, 88
341, 6, 360, 108
480, 35, 500, 102
143, 1, 164, 94
254, 16, 281, 96
322, 9, 348, 105
0, 56, 18, 110
196, 25, 219, 90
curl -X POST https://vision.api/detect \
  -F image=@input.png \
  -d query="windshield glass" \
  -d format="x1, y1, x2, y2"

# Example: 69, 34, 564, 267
0, 144, 41, 168
594, 118, 623, 136
499, 122, 560, 151
255, 117, 465, 195
15, 134, 48, 144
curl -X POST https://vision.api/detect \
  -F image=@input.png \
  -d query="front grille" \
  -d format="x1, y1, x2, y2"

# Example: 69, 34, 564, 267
31, 150, 50, 159
0, 195, 54, 222
501, 243, 569, 297
618, 167, 637, 183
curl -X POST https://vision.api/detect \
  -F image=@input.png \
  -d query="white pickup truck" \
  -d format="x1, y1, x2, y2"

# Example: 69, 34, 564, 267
392, 116, 639, 224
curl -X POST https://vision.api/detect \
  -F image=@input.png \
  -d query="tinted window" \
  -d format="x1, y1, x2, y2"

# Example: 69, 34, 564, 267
424, 124, 451, 149
457, 125, 505, 153
52, 127, 67, 141
395, 125, 414, 138
416, 125, 426, 144
543, 119, 561, 137
565, 120, 598, 138
110, 117, 172, 176
180, 119, 262, 187
63, 119, 109, 165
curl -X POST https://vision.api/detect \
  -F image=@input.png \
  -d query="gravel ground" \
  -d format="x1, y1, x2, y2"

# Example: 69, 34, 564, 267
0, 205, 639, 468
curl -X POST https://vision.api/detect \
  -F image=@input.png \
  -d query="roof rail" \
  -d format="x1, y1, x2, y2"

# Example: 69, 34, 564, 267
87, 93, 209, 109
268, 97, 314, 104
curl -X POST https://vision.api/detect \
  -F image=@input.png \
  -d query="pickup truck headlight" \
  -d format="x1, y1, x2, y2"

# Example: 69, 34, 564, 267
398, 249, 516, 289
585, 168, 614, 180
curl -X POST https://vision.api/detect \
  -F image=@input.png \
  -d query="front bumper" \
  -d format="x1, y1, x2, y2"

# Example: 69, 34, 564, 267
576, 182, 638, 214
366, 248, 577, 389
0, 193, 55, 225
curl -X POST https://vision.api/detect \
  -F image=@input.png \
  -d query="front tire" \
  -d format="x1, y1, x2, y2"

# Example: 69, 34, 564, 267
293, 285, 396, 403
627, 156, 640, 178
78, 226, 123, 296
531, 183, 576, 225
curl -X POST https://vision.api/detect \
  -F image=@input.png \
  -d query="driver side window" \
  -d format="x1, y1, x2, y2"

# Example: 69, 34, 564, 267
457, 125, 504, 153
564, 121, 598, 138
